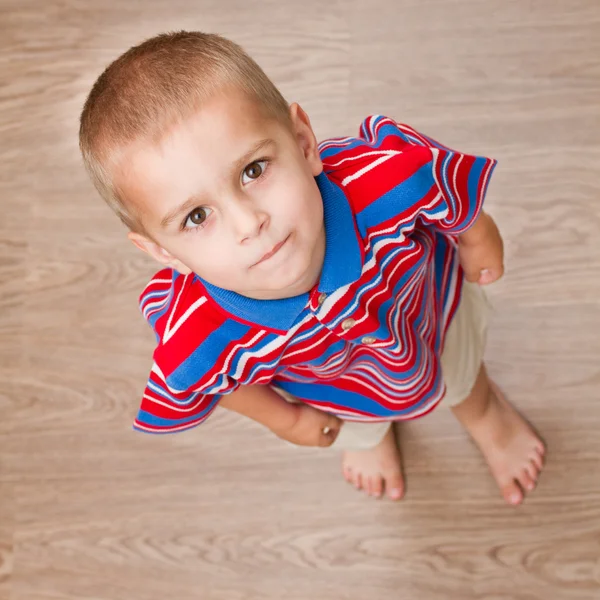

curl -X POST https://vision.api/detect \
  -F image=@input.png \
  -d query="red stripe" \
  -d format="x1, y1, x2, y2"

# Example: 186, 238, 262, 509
334, 146, 433, 214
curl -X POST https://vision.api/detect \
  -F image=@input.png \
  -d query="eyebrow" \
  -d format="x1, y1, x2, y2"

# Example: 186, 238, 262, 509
159, 138, 275, 229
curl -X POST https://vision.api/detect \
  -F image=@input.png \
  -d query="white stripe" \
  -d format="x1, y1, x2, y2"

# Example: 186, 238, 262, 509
142, 391, 203, 413
143, 296, 170, 318
327, 149, 400, 169
318, 136, 354, 150
341, 152, 397, 187
163, 296, 207, 343
135, 418, 207, 433
231, 315, 313, 379
451, 153, 464, 212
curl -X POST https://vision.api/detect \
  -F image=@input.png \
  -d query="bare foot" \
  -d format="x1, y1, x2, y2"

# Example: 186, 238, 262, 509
341, 426, 405, 500
455, 377, 546, 506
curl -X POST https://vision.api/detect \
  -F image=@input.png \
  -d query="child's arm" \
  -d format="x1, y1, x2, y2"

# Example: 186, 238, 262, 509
219, 384, 343, 447
458, 211, 505, 285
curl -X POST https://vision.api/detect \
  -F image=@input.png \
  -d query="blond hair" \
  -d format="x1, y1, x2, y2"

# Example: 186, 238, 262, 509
79, 31, 291, 231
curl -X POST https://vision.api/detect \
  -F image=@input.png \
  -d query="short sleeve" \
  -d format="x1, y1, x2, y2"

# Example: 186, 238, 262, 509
134, 361, 239, 434
134, 269, 241, 434
399, 122, 497, 234
322, 116, 497, 237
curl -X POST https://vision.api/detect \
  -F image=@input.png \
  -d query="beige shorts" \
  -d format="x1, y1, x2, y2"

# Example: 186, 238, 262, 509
272, 282, 492, 450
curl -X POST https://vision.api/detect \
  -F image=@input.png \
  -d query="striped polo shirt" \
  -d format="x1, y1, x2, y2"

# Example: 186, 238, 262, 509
135, 116, 496, 433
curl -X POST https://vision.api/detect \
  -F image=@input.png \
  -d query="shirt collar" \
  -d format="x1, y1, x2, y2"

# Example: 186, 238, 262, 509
197, 171, 363, 331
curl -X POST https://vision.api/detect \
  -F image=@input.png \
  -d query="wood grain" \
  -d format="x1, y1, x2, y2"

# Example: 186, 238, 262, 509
1, 0, 599, 599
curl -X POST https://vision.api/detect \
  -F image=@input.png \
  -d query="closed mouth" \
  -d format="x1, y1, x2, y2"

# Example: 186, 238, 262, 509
252, 235, 290, 267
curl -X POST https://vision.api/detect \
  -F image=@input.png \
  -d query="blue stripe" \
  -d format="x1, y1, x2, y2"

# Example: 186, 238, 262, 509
364, 252, 424, 343
146, 380, 200, 406
466, 156, 489, 218
356, 161, 436, 230
320, 137, 369, 159
360, 117, 411, 146
141, 289, 170, 305
369, 121, 413, 146
135, 393, 221, 428
275, 379, 439, 417
433, 234, 448, 303
133, 423, 197, 434
145, 275, 177, 331
286, 336, 349, 368
439, 155, 494, 232
167, 319, 251, 390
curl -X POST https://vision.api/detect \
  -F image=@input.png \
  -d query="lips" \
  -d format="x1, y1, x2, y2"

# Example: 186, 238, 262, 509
252, 235, 290, 267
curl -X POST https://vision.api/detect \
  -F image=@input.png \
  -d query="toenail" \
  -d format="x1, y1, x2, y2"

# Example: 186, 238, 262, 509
510, 493, 521, 504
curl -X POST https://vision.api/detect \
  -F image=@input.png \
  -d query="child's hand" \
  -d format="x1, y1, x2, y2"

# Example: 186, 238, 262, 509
458, 212, 505, 285
274, 404, 343, 447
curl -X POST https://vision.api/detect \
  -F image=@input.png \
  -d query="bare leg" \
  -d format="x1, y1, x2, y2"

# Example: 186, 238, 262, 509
452, 363, 546, 505
341, 426, 405, 500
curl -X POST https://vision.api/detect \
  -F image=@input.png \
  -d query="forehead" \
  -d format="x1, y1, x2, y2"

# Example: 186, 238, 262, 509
115, 89, 290, 224
163, 90, 275, 151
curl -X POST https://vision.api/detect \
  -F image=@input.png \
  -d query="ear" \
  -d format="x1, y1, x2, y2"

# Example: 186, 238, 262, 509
289, 103, 323, 177
128, 232, 192, 275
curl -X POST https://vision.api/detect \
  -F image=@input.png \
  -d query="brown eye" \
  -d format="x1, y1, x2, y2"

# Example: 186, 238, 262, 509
184, 207, 211, 229
242, 160, 266, 183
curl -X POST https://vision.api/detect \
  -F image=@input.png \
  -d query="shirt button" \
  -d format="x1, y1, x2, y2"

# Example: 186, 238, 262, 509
317, 292, 327, 306
361, 336, 377, 345
341, 318, 356, 331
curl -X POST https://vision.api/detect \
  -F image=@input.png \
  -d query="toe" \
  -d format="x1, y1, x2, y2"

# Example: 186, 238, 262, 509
502, 481, 523, 505
354, 473, 363, 490
518, 469, 536, 492
386, 473, 405, 500
536, 446, 546, 464
372, 476, 383, 498
525, 460, 539, 483
342, 466, 353, 484
365, 477, 373, 496
529, 450, 544, 471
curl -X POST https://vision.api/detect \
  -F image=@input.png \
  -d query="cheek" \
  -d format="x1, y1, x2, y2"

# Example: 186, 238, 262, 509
178, 237, 244, 285
278, 173, 321, 219
292, 180, 323, 227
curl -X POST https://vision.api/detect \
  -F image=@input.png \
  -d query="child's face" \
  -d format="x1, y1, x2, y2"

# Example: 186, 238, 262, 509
120, 88, 325, 300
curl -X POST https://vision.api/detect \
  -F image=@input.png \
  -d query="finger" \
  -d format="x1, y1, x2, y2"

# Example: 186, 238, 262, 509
319, 416, 342, 447
326, 415, 343, 432
478, 268, 495, 284
463, 267, 482, 283
479, 264, 504, 285
319, 428, 339, 447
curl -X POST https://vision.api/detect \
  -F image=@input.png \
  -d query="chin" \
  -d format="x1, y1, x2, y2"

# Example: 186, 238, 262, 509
274, 266, 314, 295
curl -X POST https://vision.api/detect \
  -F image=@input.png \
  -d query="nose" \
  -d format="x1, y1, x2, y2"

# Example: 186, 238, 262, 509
227, 198, 269, 243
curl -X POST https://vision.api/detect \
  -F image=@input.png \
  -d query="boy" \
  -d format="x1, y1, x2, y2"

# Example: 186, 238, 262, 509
79, 31, 545, 505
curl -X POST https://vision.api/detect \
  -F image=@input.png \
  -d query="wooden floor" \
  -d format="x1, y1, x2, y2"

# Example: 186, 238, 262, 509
1, 1, 600, 598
